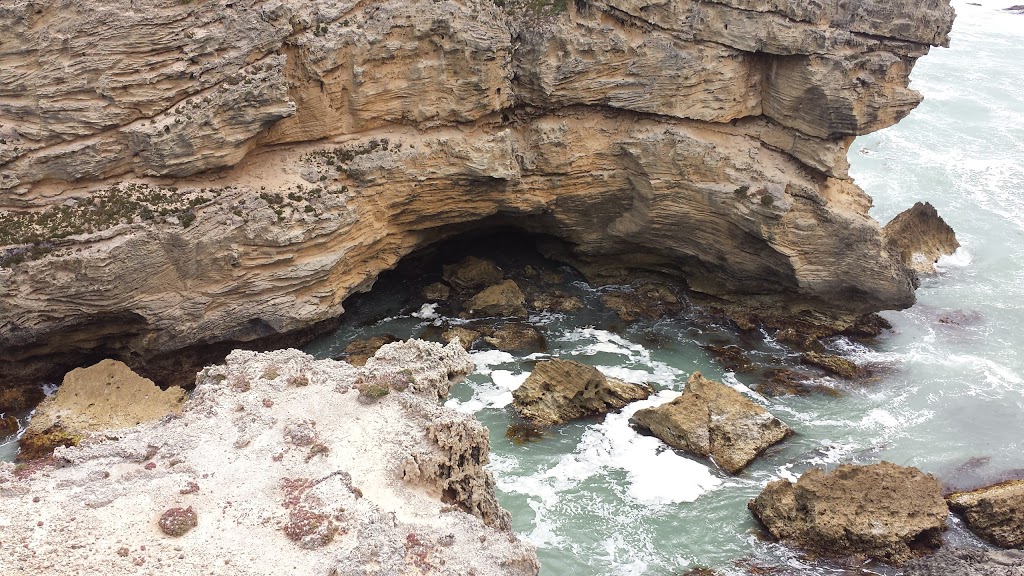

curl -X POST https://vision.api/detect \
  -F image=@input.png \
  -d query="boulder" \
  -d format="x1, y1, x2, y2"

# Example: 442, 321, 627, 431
529, 291, 583, 314
903, 547, 1024, 576
630, 372, 792, 474
338, 334, 399, 367
18, 360, 185, 461
947, 479, 1024, 548
422, 282, 451, 301
442, 256, 504, 291
600, 282, 681, 322
512, 359, 652, 427
883, 201, 960, 274
748, 462, 949, 564
442, 326, 483, 349
800, 351, 861, 379
464, 280, 527, 319
483, 323, 547, 354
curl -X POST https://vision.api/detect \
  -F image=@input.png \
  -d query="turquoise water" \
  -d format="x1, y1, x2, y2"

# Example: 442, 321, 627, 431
307, 2, 1024, 573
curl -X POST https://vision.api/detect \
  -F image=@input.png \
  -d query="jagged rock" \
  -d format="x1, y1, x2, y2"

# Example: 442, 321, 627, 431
483, 323, 547, 354
749, 462, 949, 564
0, 384, 45, 414
947, 479, 1024, 548
903, 548, 1024, 576
512, 359, 652, 427
0, 340, 539, 575
0, 0, 956, 387
883, 202, 961, 274
337, 334, 398, 367
463, 280, 528, 319
422, 282, 452, 301
442, 256, 504, 291
756, 368, 840, 397
801, 352, 861, 379
701, 344, 755, 373
600, 283, 682, 322
630, 372, 792, 474
443, 326, 483, 349
18, 360, 185, 461
530, 291, 583, 313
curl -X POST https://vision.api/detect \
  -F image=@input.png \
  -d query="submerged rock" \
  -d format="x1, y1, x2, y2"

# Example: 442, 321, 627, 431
442, 256, 504, 291
947, 479, 1024, 548
883, 201, 960, 274
0, 340, 539, 574
18, 359, 185, 461
749, 462, 948, 564
800, 351, 861, 379
756, 368, 840, 397
512, 359, 652, 427
630, 372, 792, 474
903, 547, 1024, 576
464, 280, 528, 319
600, 282, 681, 322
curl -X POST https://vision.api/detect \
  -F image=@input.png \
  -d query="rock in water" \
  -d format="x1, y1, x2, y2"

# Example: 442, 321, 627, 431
630, 372, 792, 474
748, 462, 949, 564
903, 547, 1024, 576
464, 280, 528, 319
338, 334, 398, 367
800, 351, 861, 379
512, 359, 652, 427
483, 323, 547, 353
947, 479, 1024, 548
883, 201, 961, 273
18, 359, 185, 461
443, 256, 504, 291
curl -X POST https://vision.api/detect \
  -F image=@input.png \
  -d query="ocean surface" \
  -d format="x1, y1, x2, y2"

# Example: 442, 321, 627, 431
3, 1, 1021, 573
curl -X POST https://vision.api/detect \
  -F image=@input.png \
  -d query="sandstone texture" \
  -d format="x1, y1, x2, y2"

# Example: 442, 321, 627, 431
0, 0, 956, 386
630, 372, 792, 474
883, 201, 961, 273
18, 359, 185, 461
947, 479, 1024, 549
0, 340, 540, 575
903, 547, 1024, 576
512, 359, 652, 426
749, 462, 949, 564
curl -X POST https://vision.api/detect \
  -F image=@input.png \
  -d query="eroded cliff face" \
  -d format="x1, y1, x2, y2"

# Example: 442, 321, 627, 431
0, 0, 955, 383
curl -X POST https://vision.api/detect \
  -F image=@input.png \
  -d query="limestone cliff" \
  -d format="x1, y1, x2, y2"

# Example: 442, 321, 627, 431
0, 0, 955, 384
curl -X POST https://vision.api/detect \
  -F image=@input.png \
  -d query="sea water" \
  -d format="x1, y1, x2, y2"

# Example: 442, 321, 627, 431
306, 2, 1024, 573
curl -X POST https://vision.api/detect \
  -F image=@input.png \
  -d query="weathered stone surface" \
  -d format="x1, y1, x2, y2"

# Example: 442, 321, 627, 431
749, 462, 949, 564
443, 256, 505, 291
483, 323, 547, 354
947, 480, 1024, 549
464, 280, 528, 319
18, 360, 185, 461
630, 372, 792, 473
904, 547, 1024, 576
800, 352, 861, 379
337, 334, 398, 367
884, 201, 961, 274
512, 359, 652, 427
0, 340, 539, 575
0, 0, 955, 385
422, 282, 452, 301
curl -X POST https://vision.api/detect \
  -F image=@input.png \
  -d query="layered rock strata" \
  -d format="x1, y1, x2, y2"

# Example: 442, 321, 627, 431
630, 372, 792, 473
749, 462, 949, 564
0, 339, 540, 574
0, 0, 956, 385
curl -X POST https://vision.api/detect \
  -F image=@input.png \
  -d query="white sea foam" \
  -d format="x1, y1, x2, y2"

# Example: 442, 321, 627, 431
936, 247, 973, 270
411, 303, 439, 319
469, 350, 516, 375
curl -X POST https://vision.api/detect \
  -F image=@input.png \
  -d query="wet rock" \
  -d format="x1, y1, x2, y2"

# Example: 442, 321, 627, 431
600, 282, 681, 322
903, 547, 1024, 576
756, 368, 840, 397
630, 372, 792, 474
512, 359, 652, 427
338, 334, 399, 367
463, 280, 527, 319
442, 256, 504, 291
483, 323, 547, 354
530, 291, 583, 314
159, 506, 198, 537
422, 282, 451, 301
0, 385, 46, 414
0, 414, 19, 437
701, 344, 755, 373
883, 201, 960, 274
442, 326, 483, 349
748, 462, 949, 564
18, 360, 185, 461
947, 479, 1024, 548
800, 352, 861, 379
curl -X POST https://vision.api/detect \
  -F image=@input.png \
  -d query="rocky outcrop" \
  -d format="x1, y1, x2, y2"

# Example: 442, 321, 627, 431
947, 479, 1024, 549
0, 340, 540, 574
883, 201, 961, 274
512, 359, 652, 426
464, 280, 528, 319
800, 352, 862, 379
0, 0, 955, 385
904, 548, 1024, 576
630, 372, 792, 473
18, 360, 185, 461
443, 256, 505, 291
749, 462, 949, 564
